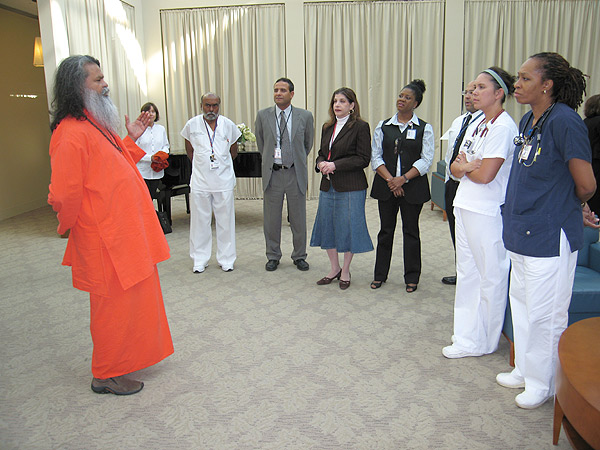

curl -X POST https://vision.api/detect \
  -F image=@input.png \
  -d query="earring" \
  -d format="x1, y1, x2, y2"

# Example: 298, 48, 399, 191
350, 109, 354, 114
543, 90, 547, 94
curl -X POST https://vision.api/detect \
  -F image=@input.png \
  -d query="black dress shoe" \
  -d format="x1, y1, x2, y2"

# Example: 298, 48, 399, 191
294, 259, 309, 271
266, 260, 279, 271
442, 275, 457, 285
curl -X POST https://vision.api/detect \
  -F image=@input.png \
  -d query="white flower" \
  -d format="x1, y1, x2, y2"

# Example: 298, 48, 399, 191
237, 123, 256, 143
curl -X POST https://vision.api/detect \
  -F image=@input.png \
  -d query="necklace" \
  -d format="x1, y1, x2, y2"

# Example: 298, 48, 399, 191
85, 116, 123, 153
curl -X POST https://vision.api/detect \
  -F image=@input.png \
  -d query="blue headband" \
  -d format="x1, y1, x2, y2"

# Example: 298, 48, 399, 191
483, 69, 509, 98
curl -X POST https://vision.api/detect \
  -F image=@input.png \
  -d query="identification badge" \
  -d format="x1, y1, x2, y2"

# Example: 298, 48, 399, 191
406, 129, 416, 140
463, 139, 473, 150
210, 154, 219, 170
520, 144, 532, 161
274, 147, 282, 159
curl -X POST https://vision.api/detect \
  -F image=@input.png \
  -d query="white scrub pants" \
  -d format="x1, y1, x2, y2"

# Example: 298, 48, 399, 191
452, 207, 509, 354
190, 189, 236, 270
508, 230, 576, 398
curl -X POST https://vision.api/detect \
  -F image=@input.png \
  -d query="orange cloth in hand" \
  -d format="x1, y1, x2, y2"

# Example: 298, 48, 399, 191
151, 151, 169, 172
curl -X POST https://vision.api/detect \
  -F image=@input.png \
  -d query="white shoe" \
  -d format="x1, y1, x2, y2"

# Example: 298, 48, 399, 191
515, 391, 551, 409
193, 265, 206, 273
442, 345, 484, 359
221, 266, 234, 272
496, 372, 525, 389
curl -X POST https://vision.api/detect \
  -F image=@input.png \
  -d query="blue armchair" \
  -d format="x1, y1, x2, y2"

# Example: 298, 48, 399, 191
502, 227, 600, 366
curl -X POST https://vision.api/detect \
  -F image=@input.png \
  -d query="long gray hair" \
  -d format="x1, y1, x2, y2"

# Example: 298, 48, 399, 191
50, 55, 100, 131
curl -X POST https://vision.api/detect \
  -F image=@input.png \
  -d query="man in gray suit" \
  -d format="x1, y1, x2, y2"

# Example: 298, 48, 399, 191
255, 78, 314, 271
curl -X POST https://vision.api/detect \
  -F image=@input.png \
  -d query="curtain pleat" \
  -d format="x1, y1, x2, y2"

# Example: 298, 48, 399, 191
304, 1, 445, 199
464, 0, 600, 122
64, 0, 142, 123
160, 6, 285, 199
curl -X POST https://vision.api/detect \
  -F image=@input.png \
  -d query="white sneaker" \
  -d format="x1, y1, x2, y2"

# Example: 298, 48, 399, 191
193, 265, 206, 273
442, 345, 484, 359
496, 372, 525, 389
515, 391, 551, 409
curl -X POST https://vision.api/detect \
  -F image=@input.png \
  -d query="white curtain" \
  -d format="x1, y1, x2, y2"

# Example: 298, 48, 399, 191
63, 0, 144, 123
304, 1, 445, 198
464, 0, 600, 122
160, 5, 285, 198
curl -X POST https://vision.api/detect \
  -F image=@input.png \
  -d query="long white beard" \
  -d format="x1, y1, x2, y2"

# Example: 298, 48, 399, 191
83, 87, 121, 133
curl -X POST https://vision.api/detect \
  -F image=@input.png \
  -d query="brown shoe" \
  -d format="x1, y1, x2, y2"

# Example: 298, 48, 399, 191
316, 270, 342, 285
91, 375, 144, 395
339, 273, 351, 290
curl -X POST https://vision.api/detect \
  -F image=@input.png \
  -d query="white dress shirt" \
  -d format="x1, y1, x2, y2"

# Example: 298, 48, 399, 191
371, 112, 434, 176
180, 115, 241, 192
444, 111, 483, 182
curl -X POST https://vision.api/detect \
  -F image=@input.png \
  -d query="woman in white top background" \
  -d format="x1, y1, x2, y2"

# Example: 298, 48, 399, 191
135, 102, 170, 199
442, 67, 518, 359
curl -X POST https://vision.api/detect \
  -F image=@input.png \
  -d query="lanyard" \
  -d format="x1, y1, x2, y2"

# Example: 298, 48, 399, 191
276, 106, 292, 148
85, 116, 123, 153
203, 117, 218, 154
472, 109, 503, 139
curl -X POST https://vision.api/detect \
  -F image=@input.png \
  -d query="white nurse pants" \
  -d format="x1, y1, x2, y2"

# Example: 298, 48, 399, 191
190, 190, 236, 270
508, 230, 577, 398
452, 207, 509, 354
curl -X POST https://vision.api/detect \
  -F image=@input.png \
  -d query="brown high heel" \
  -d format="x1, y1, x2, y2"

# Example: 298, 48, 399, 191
316, 270, 342, 285
339, 273, 351, 290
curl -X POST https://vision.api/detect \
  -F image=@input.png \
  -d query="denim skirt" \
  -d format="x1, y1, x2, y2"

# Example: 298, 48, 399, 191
310, 187, 373, 253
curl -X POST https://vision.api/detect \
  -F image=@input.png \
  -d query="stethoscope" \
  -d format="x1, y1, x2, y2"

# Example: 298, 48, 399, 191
513, 103, 555, 166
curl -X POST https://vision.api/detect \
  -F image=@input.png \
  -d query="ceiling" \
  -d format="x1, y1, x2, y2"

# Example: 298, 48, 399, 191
0, 0, 38, 18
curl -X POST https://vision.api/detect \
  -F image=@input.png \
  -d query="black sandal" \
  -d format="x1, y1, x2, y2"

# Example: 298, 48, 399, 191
370, 280, 384, 289
406, 284, 418, 293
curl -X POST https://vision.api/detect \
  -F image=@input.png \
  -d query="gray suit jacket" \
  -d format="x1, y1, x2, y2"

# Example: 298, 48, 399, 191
255, 105, 314, 194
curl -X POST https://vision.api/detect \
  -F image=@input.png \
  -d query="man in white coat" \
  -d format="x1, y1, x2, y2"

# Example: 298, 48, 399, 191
181, 93, 241, 273
441, 81, 482, 284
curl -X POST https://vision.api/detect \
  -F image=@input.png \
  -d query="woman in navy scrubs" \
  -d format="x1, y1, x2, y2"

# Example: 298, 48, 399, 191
497, 53, 598, 409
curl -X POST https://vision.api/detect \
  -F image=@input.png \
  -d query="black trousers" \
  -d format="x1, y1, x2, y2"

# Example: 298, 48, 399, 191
444, 179, 460, 248
145, 179, 161, 200
374, 196, 423, 285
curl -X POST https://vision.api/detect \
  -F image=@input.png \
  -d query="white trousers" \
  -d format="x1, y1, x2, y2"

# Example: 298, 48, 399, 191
452, 207, 509, 354
190, 190, 236, 269
508, 230, 576, 397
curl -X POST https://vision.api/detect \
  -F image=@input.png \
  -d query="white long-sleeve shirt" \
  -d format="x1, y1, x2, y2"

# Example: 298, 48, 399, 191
135, 123, 170, 179
371, 113, 434, 176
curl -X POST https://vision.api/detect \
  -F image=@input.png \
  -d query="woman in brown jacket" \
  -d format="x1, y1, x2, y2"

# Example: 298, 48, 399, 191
310, 87, 373, 290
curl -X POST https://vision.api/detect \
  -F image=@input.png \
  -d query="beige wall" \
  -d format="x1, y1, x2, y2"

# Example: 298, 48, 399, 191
0, 8, 51, 221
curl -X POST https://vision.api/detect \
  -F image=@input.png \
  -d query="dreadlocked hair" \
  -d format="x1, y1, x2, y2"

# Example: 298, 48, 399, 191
530, 52, 587, 110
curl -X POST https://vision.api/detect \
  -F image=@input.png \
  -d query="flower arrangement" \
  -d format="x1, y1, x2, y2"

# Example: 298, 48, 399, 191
237, 123, 256, 147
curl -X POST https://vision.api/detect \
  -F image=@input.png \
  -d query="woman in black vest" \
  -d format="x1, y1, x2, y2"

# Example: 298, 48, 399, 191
370, 80, 434, 292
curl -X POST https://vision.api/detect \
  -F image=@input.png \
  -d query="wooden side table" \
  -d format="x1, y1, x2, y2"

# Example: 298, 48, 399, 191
554, 317, 600, 449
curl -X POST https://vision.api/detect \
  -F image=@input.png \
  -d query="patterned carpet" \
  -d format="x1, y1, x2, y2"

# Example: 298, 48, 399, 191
0, 197, 571, 449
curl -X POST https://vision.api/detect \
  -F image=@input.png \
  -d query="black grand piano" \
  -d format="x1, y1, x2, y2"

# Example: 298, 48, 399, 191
158, 152, 262, 224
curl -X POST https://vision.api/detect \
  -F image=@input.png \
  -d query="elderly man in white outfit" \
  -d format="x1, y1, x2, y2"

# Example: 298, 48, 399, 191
181, 93, 241, 273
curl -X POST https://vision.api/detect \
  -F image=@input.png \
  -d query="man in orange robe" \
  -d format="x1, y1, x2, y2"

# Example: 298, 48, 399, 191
48, 55, 173, 395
